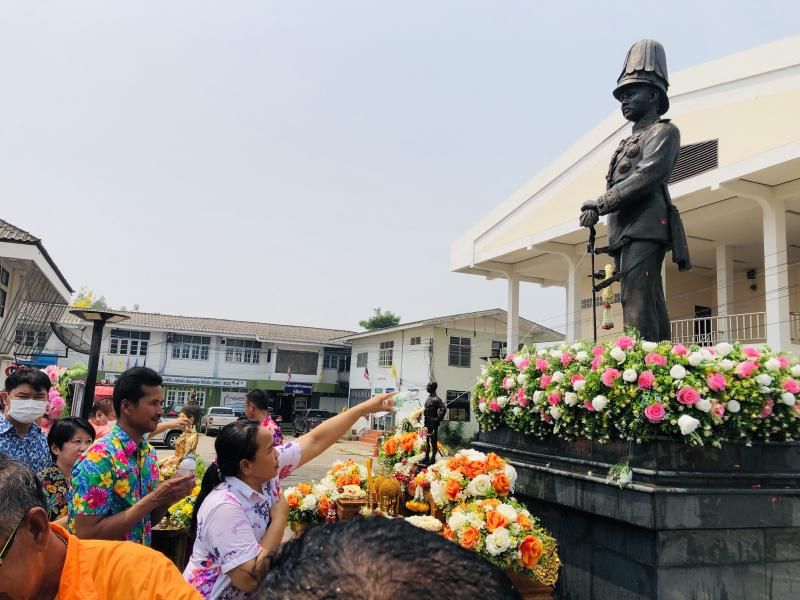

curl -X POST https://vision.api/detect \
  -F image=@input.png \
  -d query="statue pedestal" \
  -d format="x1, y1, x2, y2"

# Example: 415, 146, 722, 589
475, 428, 800, 600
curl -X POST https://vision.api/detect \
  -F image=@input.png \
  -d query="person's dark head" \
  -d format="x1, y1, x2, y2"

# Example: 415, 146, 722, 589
191, 420, 279, 535
1, 367, 51, 426
0, 456, 58, 600
112, 367, 164, 435
91, 396, 115, 421
426, 381, 438, 395
617, 83, 663, 122
47, 416, 96, 467
244, 389, 269, 420
263, 518, 522, 600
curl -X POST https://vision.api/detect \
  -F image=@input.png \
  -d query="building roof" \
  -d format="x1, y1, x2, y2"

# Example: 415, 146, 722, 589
334, 308, 563, 342
0, 218, 74, 293
60, 309, 354, 346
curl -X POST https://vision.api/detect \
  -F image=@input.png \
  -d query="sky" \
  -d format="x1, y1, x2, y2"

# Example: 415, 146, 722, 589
0, 1, 797, 333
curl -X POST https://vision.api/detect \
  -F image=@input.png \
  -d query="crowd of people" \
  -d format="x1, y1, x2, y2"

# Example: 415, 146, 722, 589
0, 366, 523, 600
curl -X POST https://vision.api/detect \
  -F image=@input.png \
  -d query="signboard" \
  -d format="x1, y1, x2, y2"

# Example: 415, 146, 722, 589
284, 382, 313, 396
221, 391, 248, 412
105, 374, 247, 388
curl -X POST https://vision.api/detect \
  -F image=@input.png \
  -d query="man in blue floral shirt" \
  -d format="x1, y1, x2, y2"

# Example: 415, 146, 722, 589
0, 367, 52, 473
70, 367, 195, 545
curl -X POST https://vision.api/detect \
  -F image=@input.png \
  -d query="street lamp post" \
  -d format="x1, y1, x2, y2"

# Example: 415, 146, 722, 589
69, 309, 129, 420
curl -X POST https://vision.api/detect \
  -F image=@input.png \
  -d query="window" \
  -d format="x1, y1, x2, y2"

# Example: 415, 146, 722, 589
446, 390, 470, 422
0, 265, 8, 286
14, 329, 48, 348
276, 350, 319, 375
0, 264, 8, 318
491, 340, 507, 358
379, 341, 394, 367
581, 293, 621, 309
448, 337, 471, 368
349, 388, 371, 407
171, 335, 211, 361
356, 352, 368, 368
410, 336, 421, 346
165, 389, 206, 408
225, 338, 261, 364
109, 330, 150, 356
0, 288, 6, 319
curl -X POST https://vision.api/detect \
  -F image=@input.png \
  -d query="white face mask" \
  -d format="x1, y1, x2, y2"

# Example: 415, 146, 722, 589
9, 399, 47, 424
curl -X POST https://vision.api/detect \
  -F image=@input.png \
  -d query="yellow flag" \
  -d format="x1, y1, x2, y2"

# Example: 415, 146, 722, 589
391, 364, 397, 379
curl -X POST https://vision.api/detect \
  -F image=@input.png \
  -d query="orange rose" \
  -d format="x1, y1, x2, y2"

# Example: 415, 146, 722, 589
383, 438, 398, 456
460, 460, 487, 479
400, 432, 418, 452
443, 525, 455, 541
486, 510, 509, 532
460, 526, 481, 550
492, 472, 510, 497
317, 495, 332, 517
445, 479, 462, 502
331, 464, 345, 475
336, 475, 350, 488
517, 513, 532, 529
286, 493, 300, 509
486, 452, 505, 472
480, 498, 502, 510
519, 535, 544, 569
297, 483, 312, 495
447, 456, 467, 470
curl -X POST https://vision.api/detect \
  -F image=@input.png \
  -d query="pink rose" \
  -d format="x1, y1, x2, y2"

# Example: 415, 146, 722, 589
502, 377, 515, 390
706, 373, 727, 392
735, 361, 758, 378
778, 356, 789, 369
561, 352, 573, 366
616, 336, 634, 350
484, 380, 492, 391
547, 392, 561, 406
518, 397, 529, 408
540, 375, 552, 389
592, 346, 605, 357
504, 353, 515, 362
783, 379, 800, 394
671, 343, 689, 357
643, 403, 666, 423
600, 368, 621, 387
535, 358, 550, 372
583, 399, 596, 412
645, 353, 667, 367
517, 388, 526, 402
711, 402, 725, 417
744, 347, 762, 359
489, 400, 501, 412
517, 359, 531, 371
591, 356, 603, 371
676, 387, 700, 405
638, 370, 655, 390
571, 374, 585, 385
761, 398, 774, 418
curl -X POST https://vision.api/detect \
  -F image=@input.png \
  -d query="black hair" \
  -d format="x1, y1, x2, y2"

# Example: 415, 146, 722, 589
190, 420, 262, 536
262, 518, 523, 600
46, 416, 96, 461
4, 367, 51, 394
112, 366, 163, 417
245, 388, 269, 411
91, 397, 113, 416
0, 456, 47, 538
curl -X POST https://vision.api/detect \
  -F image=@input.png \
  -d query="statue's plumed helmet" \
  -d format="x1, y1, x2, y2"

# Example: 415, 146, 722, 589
613, 39, 670, 115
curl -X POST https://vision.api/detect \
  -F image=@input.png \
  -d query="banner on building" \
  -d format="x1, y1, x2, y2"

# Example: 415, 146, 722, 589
284, 382, 313, 396
221, 391, 248, 412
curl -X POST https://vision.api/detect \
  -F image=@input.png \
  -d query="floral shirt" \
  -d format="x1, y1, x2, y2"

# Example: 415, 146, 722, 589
183, 441, 301, 600
69, 423, 160, 545
0, 414, 52, 473
40, 464, 71, 521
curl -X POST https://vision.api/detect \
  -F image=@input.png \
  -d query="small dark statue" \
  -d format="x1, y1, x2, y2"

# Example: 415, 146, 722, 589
422, 381, 447, 465
580, 39, 691, 342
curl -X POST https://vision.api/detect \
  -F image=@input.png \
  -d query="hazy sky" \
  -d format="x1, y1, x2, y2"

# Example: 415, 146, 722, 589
1, 1, 797, 333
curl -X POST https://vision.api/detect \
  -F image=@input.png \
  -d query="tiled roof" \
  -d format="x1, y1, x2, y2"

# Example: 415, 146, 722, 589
60, 310, 354, 346
0, 218, 40, 243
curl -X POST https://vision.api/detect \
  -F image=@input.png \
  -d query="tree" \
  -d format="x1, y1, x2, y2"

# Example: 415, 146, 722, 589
358, 307, 401, 331
71, 288, 109, 310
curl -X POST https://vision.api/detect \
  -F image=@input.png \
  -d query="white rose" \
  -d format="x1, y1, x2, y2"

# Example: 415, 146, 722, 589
576, 351, 589, 362
509, 523, 522, 536
695, 398, 712, 413
283, 487, 297, 498
670, 364, 687, 380
504, 465, 517, 490
592, 395, 609, 412
622, 368, 638, 383
678, 414, 700, 435
552, 371, 565, 383
512, 406, 522, 415
726, 399, 741, 413
700, 348, 715, 361
533, 391, 544, 405
485, 527, 511, 556
448, 511, 468, 532
496, 503, 518, 523
497, 395, 509, 408
465, 474, 492, 497
688, 352, 703, 367
512, 355, 524, 367
719, 359, 735, 372
549, 349, 561, 359
756, 374, 773, 386
479, 401, 488, 413
564, 392, 578, 406
642, 341, 658, 352
792, 365, 800, 378
573, 379, 586, 392
517, 373, 527, 385
300, 494, 318, 511
571, 343, 583, 351
429, 481, 447, 505
764, 358, 781, 372
465, 450, 487, 462
549, 406, 562, 420
537, 349, 547, 356
781, 392, 796, 406
714, 342, 733, 357
610, 347, 626, 364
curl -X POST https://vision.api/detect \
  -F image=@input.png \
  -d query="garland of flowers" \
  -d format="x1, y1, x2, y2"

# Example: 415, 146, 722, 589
285, 482, 334, 526
473, 336, 800, 447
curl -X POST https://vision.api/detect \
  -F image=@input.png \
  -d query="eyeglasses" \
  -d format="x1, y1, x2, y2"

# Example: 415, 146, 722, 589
0, 514, 25, 566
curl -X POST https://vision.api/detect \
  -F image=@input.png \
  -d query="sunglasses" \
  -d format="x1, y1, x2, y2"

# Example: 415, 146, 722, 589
0, 513, 25, 566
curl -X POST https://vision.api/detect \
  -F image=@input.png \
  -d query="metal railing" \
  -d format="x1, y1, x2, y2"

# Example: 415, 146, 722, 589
670, 312, 767, 346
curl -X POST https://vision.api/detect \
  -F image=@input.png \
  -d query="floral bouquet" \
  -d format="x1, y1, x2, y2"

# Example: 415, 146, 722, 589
285, 482, 334, 527
164, 484, 201, 529
443, 498, 559, 585
324, 459, 369, 497
474, 336, 800, 447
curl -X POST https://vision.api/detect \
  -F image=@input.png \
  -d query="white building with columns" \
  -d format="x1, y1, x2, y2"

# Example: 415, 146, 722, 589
451, 36, 800, 354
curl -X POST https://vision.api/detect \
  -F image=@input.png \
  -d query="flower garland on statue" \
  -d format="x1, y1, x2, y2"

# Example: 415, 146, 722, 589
284, 482, 334, 526
324, 459, 369, 499
474, 336, 800, 447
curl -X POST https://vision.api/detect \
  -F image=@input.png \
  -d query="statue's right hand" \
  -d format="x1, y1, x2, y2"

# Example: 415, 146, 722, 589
580, 209, 599, 228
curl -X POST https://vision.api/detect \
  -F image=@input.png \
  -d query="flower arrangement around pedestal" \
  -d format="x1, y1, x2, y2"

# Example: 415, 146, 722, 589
474, 336, 800, 447
164, 485, 201, 529
285, 482, 335, 526
324, 459, 369, 498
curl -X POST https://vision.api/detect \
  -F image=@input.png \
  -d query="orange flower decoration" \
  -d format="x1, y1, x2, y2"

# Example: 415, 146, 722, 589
519, 535, 544, 569
492, 472, 510, 497
447, 456, 467, 471
460, 526, 480, 550
460, 460, 487, 479
486, 452, 505, 472
445, 479, 462, 502
443, 525, 455, 541
399, 432, 418, 452
286, 493, 300, 509
317, 495, 332, 517
486, 510, 509, 532
383, 438, 398, 456
480, 499, 502, 510
331, 463, 345, 475
297, 483, 312, 495
517, 513, 532, 529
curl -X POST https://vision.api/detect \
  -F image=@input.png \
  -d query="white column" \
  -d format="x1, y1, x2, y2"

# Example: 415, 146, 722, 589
760, 197, 790, 350
507, 274, 520, 351
566, 258, 582, 343
715, 245, 735, 341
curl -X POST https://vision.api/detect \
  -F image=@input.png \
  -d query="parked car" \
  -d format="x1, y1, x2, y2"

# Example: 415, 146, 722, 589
201, 406, 239, 434
149, 421, 185, 450
293, 409, 335, 434
163, 403, 206, 419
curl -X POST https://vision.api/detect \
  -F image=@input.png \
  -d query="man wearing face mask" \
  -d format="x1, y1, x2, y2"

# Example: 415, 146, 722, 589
0, 367, 52, 473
